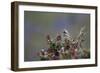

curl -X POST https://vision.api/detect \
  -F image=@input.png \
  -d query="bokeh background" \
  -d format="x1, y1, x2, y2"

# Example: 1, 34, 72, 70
24, 11, 90, 61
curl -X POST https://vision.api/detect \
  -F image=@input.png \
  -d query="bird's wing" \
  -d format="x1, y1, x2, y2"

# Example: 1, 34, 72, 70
63, 29, 72, 41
